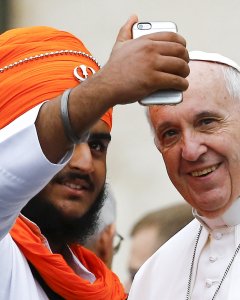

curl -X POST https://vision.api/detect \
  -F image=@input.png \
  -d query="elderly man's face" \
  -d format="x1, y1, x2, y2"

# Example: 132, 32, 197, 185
150, 61, 240, 218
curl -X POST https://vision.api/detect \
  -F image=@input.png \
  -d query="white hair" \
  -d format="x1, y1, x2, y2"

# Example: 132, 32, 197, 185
97, 185, 117, 234
221, 64, 240, 101
84, 184, 117, 245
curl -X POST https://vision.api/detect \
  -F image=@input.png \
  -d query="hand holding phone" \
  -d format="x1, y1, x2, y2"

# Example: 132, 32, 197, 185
132, 21, 183, 106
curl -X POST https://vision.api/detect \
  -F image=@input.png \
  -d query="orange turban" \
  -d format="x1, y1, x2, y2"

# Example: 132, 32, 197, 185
0, 26, 112, 129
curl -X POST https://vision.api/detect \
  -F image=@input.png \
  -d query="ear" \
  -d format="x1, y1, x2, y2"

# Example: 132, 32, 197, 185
95, 223, 116, 269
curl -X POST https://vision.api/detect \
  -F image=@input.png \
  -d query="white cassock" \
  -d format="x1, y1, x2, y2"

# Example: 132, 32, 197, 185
128, 198, 240, 300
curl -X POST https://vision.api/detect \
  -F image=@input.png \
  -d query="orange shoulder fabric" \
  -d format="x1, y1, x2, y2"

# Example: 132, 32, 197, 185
10, 217, 127, 300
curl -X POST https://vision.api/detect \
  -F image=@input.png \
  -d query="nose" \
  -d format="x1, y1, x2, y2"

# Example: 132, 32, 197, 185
68, 143, 94, 173
181, 131, 207, 161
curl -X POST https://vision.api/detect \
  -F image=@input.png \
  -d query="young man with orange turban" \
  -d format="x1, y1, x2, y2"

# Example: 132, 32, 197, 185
0, 16, 189, 299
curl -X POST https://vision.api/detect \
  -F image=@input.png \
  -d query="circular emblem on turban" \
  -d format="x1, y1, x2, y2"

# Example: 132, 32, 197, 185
73, 64, 96, 82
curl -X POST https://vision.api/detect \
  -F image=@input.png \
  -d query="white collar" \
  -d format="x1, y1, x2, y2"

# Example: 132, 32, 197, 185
193, 197, 240, 231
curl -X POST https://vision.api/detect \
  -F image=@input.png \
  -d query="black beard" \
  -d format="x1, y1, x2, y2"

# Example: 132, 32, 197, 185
21, 185, 106, 245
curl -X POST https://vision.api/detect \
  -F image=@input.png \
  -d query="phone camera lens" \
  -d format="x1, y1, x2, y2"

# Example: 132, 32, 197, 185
137, 22, 152, 30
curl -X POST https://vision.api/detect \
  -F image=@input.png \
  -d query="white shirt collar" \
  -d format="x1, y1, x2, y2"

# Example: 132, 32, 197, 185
193, 197, 240, 231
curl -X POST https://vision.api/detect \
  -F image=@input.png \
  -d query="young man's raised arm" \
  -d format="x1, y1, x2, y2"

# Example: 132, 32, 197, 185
36, 15, 189, 163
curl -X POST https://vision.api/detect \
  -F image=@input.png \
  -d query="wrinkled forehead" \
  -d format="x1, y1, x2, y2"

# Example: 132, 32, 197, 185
188, 50, 240, 93
148, 60, 230, 128
186, 60, 240, 105
148, 50, 240, 127
187, 60, 225, 85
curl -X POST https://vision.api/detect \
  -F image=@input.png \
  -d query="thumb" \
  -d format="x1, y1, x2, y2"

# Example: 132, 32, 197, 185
116, 15, 138, 42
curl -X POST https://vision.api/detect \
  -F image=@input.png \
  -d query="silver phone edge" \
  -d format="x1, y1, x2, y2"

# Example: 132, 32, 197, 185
139, 91, 183, 106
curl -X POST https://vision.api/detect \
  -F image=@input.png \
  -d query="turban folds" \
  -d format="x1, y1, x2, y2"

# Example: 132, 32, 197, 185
0, 26, 112, 129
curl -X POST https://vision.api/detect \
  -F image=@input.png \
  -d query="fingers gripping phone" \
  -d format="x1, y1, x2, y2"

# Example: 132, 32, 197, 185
132, 21, 182, 106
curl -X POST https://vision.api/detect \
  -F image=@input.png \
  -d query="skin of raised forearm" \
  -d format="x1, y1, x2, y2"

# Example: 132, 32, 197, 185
35, 16, 190, 164
35, 73, 114, 164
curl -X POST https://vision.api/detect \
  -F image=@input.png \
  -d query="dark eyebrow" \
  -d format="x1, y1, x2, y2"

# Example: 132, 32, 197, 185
156, 121, 174, 134
196, 111, 214, 117
156, 111, 219, 133
194, 111, 220, 120
88, 132, 112, 142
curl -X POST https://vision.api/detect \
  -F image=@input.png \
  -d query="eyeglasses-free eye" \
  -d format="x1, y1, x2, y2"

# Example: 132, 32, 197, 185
113, 232, 124, 254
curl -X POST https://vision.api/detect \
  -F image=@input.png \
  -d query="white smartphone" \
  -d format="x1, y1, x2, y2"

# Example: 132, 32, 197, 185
132, 21, 182, 106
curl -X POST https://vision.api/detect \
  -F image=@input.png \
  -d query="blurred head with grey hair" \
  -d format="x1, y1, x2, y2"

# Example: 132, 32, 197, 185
84, 185, 123, 269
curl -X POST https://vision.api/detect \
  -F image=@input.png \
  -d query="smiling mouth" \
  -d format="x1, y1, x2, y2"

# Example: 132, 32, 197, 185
63, 182, 88, 191
191, 164, 219, 177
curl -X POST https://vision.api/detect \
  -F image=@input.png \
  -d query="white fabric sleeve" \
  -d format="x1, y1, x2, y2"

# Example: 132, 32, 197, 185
0, 104, 73, 240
